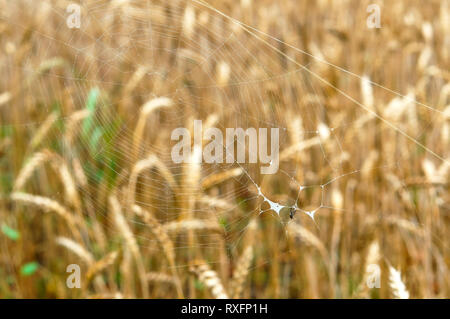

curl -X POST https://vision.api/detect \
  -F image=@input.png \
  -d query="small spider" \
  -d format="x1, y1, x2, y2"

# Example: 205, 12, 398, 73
289, 207, 296, 219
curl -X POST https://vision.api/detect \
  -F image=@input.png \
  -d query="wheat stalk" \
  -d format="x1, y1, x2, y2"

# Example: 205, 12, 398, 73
147, 272, 177, 285
56, 236, 94, 264
109, 195, 148, 298
65, 109, 90, 146
163, 219, 222, 234
128, 154, 177, 207
14, 150, 53, 191
201, 168, 243, 189
132, 97, 173, 160
11, 192, 82, 242
55, 236, 109, 295
198, 195, 235, 210
190, 263, 229, 299
14, 150, 82, 213
72, 158, 88, 187
182, 142, 202, 297
182, 5, 196, 38
0, 91, 11, 106
29, 111, 58, 151
389, 266, 410, 299
387, 217, 425, 237
86, 251, 119, 282
131, 204, 184, 298
56, 161, 82, 213
361, 75, 374, 111
229, 218, 257, 298
122, 66, 148, 96
288, 222, 328, 261
280, 136, 322, 160
132, 205, 175, 267
355, 240, 380, 298
231, 245, 254, 298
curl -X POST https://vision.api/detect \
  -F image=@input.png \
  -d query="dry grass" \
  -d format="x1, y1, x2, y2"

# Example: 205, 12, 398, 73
0, 0, 449, 299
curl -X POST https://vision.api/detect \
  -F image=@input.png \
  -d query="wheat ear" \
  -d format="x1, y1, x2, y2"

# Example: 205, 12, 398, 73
128, 154, 177, 208
132, 205, 184, 298
109, 195, 148, 298
14, 150, 53, 191
56, 236, 94, 264
288, 222, 328, 261
389, 266, 410, 299
147, 272, 177, 286
163, 219, 222, 234
355, 240, 380, 298
86, 251, 119, 282
201, 168, 243, 189
132, 97, 173, 160
190, 263, 229, 299
231, 246, 254, 298
11, 192, 82, 242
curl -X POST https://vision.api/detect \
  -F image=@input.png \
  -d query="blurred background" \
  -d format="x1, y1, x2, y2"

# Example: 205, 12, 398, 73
0, 0, 449, 298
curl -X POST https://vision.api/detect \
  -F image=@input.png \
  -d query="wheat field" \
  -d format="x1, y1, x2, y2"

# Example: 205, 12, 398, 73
0, 0, 449, 299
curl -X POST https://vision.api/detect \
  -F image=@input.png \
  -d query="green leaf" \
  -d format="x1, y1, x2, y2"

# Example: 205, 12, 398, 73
89, 126, 104, 154
20, 262, 39, 276
1, 125, 13, 138
218, 217, 228, 229
194, 279, 204, 291
81, 88, 100, 138
1, 224, 20, 241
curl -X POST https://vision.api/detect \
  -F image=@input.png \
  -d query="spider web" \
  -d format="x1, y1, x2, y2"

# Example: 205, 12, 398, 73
1, 0, 448, 296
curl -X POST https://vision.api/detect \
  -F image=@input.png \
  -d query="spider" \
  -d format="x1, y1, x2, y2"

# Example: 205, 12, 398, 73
289, 207, 296, 219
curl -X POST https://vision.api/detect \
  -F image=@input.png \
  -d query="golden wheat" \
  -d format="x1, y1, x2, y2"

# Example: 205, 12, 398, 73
388, 266, 410, 299
190, 263, 229, 299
